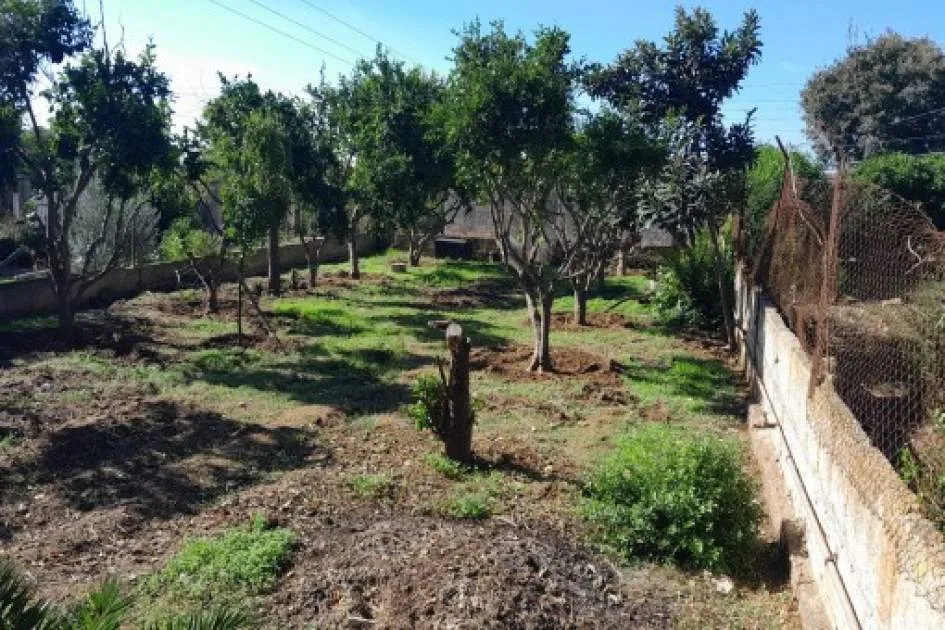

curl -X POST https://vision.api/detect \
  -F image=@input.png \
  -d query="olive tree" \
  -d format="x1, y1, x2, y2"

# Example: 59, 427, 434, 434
1, 0, 174, 334
442, 20, 577, 372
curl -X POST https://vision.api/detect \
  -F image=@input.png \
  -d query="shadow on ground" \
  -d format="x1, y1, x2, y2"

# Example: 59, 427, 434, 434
1, 399, 323, 526
622, 355, 744, 417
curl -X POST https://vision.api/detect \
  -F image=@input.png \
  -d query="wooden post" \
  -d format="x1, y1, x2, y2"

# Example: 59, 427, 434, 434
444, 323, 473, 462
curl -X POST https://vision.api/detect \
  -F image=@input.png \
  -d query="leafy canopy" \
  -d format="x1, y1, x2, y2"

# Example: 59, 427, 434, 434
801, 33, 945, 162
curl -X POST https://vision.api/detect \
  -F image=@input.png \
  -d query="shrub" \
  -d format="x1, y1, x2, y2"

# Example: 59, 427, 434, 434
160, 217, 221, 262
407, 373, 446, 431
581, 424, 761, 574
145, 515, 296, 604
745, 145, 824, 259
853, 152, 945, 228
652, 227, 733, 331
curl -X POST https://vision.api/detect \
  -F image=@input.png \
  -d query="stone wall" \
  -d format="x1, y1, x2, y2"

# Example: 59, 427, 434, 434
736, 268, 945, 629
0, 237, 372, 321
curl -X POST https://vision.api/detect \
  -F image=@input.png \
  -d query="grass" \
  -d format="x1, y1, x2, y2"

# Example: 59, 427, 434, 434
141, 515, 295, 617
345, 472, 396, 499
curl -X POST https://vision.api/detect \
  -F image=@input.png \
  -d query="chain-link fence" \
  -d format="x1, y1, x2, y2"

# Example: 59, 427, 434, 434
746, 166, 945, 527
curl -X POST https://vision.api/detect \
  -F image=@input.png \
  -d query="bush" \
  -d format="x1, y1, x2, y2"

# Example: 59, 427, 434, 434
853, 152, 945, 228
581, 424, 761, 574
407, 373, 446, 431
160, 217, 221, 262
424, 453, 468, 479
652, 226, 733, 331
745, 145, 824, 259
145, 515, 296, 604
344, 472, 396, 499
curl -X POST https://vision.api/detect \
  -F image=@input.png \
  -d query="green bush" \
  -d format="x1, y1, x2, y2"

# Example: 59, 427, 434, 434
344, 472, 396, 499
145, 515, 296, 604
745, 145, 824, 258
424, 453, 468, 479
652, 227, 732, 331
160, 217, 221, 262
853, 152, 945, 228
581, 424, 761, 574
407, 373, 445, 431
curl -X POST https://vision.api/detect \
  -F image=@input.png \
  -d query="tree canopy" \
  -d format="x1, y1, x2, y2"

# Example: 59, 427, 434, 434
801, 33, 945, 162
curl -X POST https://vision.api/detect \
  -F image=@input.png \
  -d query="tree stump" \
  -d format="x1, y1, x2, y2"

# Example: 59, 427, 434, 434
441, 323, 473, 461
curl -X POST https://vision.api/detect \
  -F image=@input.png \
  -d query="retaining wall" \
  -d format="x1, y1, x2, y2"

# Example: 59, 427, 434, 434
0, 237, 372, 321
736, 268, 945, 629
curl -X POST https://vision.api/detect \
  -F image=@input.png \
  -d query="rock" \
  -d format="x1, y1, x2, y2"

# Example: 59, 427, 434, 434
713, 576, 734, 595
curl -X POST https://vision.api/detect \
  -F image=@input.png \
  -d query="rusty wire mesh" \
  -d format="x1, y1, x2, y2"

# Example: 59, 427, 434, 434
749, 171, 945, 528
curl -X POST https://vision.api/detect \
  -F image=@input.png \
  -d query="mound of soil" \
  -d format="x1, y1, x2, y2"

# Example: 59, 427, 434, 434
549, 312, 635, 329
470, 344, 623, 383
271, 516, 675, 629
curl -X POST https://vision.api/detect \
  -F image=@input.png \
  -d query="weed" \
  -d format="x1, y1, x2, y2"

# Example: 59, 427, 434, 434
435, 471, 509, 519
144, 514, 296, 605
581, 424, 761, 575
424, 453, 468, 479
345, 472, 396, 500
407, 373, 445, 430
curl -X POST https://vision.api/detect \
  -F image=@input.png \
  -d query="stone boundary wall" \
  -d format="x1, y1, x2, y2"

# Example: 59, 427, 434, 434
735, 268, 945, 629
0, 237, 374, 321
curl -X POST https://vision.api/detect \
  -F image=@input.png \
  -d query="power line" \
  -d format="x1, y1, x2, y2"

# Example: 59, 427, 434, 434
246, 0, 370, 60
296, 0, 420, 65
892, 106, 945, 126
207, 0, 354, 66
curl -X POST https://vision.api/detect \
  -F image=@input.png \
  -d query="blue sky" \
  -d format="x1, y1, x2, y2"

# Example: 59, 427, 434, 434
94, 0, 945, 152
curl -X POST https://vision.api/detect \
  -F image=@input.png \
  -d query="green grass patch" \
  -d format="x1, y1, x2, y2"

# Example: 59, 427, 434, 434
143, 515, 296, 608
581, 424, 761, 575
186, 348, 262, 374
344, 472, 396, 499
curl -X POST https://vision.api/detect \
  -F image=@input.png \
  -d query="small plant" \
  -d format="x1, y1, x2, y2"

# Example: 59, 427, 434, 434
407, 374, 446, 431
435, 471, 508, 519
187, 349, 261, 373
652, 226, 733, 332
344, 472, 396, 500
144, 514, 296, 605
439, 490, 493, 519
424, 453, 468, 479
581, 424, 761, 575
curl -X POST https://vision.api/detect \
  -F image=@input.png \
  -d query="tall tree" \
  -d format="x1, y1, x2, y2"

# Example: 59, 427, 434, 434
587, 6, 761, 349
442, 20, 577, 372
802, 33, 945, 162
1, 0, 173, 334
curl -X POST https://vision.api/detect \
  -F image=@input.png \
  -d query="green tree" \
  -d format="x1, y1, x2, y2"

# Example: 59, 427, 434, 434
556, 109, 661, 324
328, 50, 462, 267
587, 6, 762, 349
802, 33, 945, 162
1, 0, 174, 334
442, 20, 577, 372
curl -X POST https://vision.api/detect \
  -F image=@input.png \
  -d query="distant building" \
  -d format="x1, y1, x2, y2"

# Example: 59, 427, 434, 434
0, 175, 33, 220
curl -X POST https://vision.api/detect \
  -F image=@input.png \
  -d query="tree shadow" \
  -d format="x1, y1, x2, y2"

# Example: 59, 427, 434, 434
189, 346, 421, 415
365, 310, 512, 347
622, 355, 744, 418
0, 399, 325, 533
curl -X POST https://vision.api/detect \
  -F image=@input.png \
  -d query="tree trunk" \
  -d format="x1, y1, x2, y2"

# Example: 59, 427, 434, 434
348, 223, 360, 280
617, 247, 627, 276
207, 274, 219, 313
56, 289, 75, 338
408, 242, 422, 266
709, 223, 736, 352
537, 291, 553, 372
526, 289, 553, 372
268, 225, 281, 296
443, 323, 473, 462
574, 287, 588, 326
